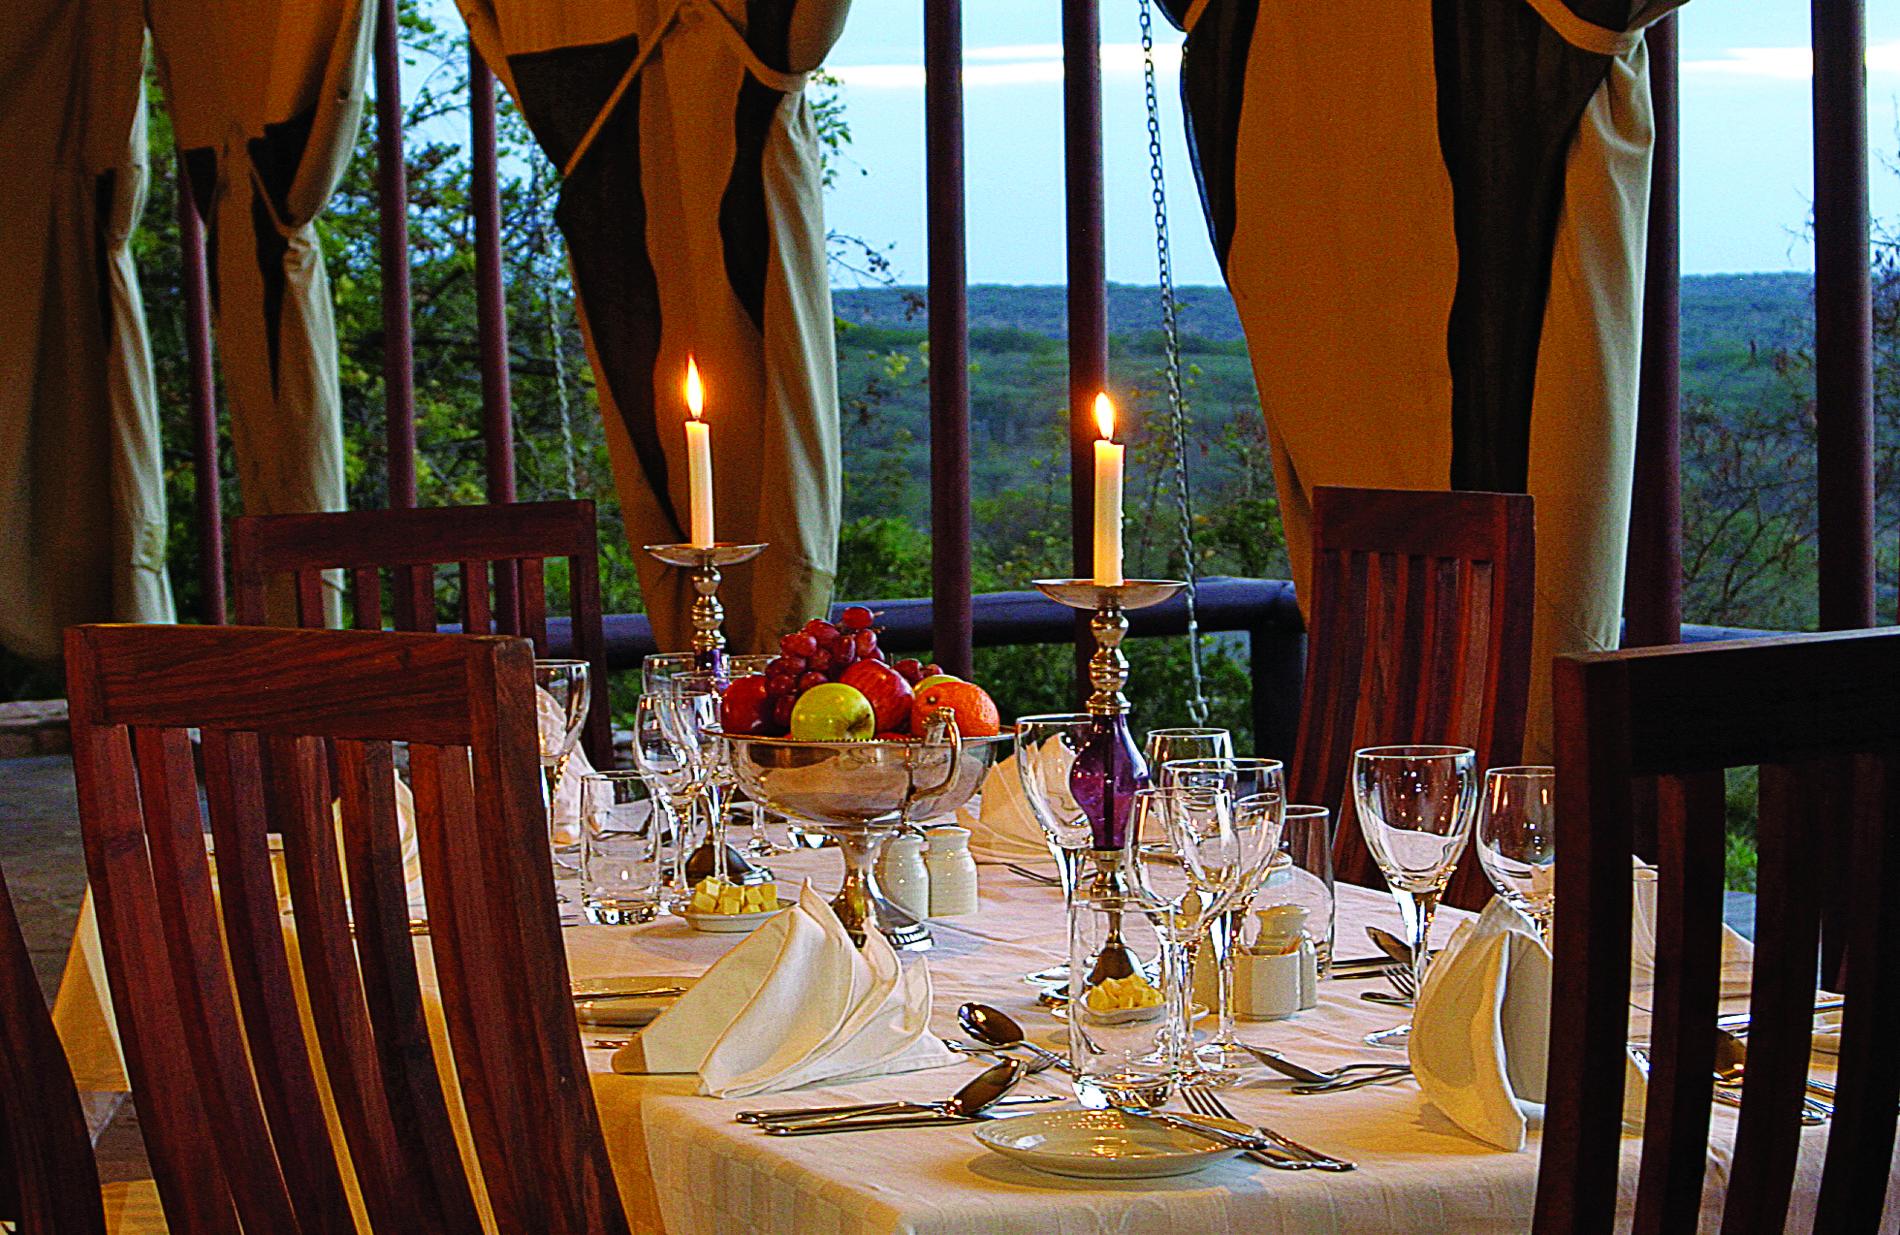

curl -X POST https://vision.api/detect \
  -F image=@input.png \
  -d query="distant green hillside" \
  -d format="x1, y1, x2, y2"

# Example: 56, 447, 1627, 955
834, 273, 1814, 356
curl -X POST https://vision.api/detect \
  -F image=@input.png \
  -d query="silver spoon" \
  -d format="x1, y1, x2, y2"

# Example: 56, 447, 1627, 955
958, 1003, 1075, 1074
763, 1060, 1026, 1135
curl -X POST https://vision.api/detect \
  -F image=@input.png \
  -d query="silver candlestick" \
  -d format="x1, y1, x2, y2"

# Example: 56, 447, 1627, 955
644, 541, 768, 667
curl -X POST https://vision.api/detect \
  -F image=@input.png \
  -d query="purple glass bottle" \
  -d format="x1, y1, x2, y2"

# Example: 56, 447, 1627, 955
1068, 713, 1150, 850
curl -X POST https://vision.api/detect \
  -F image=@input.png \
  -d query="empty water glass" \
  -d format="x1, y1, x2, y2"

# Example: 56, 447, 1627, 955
1477, 766, 1555, 942
1069, 883, 1173, 1111
580, 771, 663, 925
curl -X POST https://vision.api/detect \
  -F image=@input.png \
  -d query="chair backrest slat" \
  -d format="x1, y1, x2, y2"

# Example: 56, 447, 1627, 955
199, 729, 357, 1232
66, 624, 631, 1235
232, 500, 611, 766
1538, 629, 1900, 1235
0, 862, 108, 1234
1291, 486, 1535, 909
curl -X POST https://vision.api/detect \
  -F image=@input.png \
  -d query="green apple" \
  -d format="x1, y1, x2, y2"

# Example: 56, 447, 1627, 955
912, 673, 962, 695
789, 682, 877, 741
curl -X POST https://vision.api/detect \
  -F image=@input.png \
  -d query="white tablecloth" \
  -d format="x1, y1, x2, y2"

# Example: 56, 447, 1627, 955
57, 849, 1890, 1234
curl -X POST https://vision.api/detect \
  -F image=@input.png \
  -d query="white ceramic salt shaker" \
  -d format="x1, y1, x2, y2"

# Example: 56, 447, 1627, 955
924, 825, 979, 917
1239, 904, 1319, 1018
876, 832, 931, 923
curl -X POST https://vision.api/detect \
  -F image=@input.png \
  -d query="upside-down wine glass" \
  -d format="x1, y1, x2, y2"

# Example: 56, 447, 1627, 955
1015, 714, 1097, 985
1353, 745, 1479, 1048
1128, 784, 1247, 1083
1160, 757, 1286, 1077
1476, 766, 1556, 944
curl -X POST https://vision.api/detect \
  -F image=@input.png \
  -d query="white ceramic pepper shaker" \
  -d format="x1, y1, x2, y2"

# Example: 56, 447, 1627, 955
924, 825, 979, 917
876, 831, 931, 923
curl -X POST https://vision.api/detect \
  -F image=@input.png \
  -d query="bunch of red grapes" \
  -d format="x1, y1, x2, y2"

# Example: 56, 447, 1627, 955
756, 606, 940, 733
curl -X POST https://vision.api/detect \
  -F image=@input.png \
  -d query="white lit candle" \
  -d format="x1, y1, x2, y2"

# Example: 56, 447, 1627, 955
683, 357, 714, 548
1091, 392, 1124, 586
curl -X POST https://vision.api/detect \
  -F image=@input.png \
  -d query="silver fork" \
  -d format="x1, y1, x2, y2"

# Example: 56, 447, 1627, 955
1182, 1086, 1355, 1171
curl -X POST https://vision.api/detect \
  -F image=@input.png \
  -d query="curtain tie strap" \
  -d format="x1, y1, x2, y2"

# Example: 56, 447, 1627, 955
1522, 0, 1643, 56
561, 0, 808, 180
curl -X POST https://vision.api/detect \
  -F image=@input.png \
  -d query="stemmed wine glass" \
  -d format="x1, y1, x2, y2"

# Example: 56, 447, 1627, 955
533, 659, 590, 868
1476, 766, 1556, 943
1159, 757, 1287, 1077
1015, 714, 1097, 985
1128, 784, 1254, 1083
1142, 729, 1231, 845
722, 654, 789, 856
660, 671, 745, 885
631, 693, 697, 906
1352, 745, 1479, 1048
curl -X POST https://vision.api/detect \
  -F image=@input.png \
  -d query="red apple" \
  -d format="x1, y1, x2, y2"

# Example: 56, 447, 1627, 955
839, 659, 915, 733
720, 674, 772, 735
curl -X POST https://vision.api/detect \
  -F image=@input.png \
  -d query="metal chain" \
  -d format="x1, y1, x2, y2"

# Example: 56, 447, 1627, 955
1138, 0, 1209, 724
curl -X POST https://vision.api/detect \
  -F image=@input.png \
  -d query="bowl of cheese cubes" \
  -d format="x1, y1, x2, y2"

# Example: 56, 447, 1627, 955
680, 875, 789, 932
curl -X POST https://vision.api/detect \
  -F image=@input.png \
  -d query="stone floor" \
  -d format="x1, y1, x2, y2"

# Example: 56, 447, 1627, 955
2, 751, 1756, 1187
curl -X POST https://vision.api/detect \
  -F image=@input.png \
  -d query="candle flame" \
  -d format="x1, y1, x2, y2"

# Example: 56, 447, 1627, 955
1093, 392, 1116, 441
684, 356, 704, 420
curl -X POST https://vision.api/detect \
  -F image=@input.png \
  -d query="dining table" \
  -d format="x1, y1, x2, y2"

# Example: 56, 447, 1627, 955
54, 839, 1871, 1234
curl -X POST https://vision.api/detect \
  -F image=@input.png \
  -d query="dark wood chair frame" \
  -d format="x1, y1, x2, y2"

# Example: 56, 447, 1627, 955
1288, 485, 1535, 909
65, 623, 631, 1235
232, 499, 612, 768
0, 859, 107, 1234
1537, 629, 1900, 1234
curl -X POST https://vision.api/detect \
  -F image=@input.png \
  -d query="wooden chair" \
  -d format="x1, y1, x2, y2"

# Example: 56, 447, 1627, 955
232, 499, 612, 767
1537, 630, 1900, 1235
65, 624, 631, 1235
1288, 485, 1535, 909
0, 858, 107, 1234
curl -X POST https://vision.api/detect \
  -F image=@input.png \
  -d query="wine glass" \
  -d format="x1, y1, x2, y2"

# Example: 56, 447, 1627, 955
1157, 757, 1285, 1073
1352, 745, 1479, 1048
1015, 714, 1096, 985
722, 654, 789, 855
532, 659, 590, 871
1142, 729, 1232, 844
1477, 766, 1556, 943
640, 652, 698, 695
661, 671, 748, 886
1129, 784, 1247, 1083
631, 693, 696, 905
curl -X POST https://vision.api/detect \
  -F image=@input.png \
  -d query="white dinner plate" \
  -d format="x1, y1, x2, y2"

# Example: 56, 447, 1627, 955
680, 899, 793, 933
973, 1109, 1247, 1179
572, 976, 697, 1027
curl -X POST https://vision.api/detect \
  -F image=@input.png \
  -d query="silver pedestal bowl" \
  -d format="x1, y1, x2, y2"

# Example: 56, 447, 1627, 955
715, 721, 1010, 950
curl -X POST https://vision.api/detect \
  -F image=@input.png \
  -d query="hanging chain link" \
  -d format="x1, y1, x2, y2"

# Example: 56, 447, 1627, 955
1138, 0, 1209, 724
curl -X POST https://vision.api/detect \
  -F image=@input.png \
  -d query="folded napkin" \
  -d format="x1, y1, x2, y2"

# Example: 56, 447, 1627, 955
1417, 862, 1779, 1151
1409, 899, 1557, 1151
330, 772, 426, 909
957, 751, 1051, 862
1631, 860, 1754, 998
612, 882, 955, 1097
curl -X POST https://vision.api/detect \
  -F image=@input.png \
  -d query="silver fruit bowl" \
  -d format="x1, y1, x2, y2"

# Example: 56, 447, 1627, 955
714, 720, 1011, 950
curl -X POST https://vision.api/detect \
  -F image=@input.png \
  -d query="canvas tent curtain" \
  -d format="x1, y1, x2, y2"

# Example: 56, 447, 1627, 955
1162, 0, 1683, 760
455, 0, 846, 654
147, 0, 368, 608
0, 0, 174, 659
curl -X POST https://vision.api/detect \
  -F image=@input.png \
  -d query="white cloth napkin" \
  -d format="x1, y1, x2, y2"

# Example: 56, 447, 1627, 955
613, 882, 956, 1097
1630, 860, 1754, 998
1409, 899, 1557, 1151
958, 751, 1055, 863
329, 772, 426, 910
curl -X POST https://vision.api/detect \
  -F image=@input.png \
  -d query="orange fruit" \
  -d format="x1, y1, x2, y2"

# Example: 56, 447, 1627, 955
910, 679, 1001, 738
